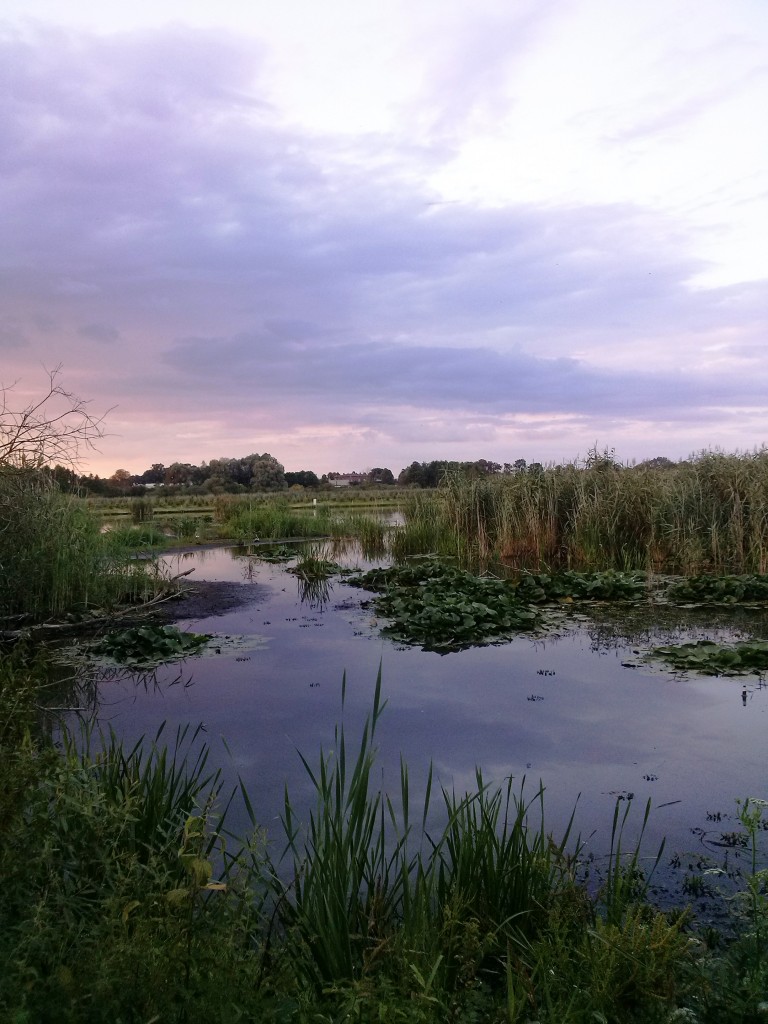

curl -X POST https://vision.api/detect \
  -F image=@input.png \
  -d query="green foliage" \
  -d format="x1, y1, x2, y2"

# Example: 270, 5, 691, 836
223, 503, 335, 541
175, 514, 202, 539
88, 624, 212, 666
400, 449, 768, 573
349, 562, 646, 652
290, 554, 345, 580
600, 797, 665, 928
2, 663, 768, 1022
649, 639, 768, 675
256, 543, 298, 562
667, 573, 768, 604
0, 470, 166, 622
350, 560, 539, 650
274, 670, 405, 986
102, 522, 168, 550
130, 496, 153, 522
515, 569, 648, 603
0, 713, 264, 1023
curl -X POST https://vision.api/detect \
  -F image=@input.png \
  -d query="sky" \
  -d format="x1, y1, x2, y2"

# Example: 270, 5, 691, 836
1, 0, 767, 477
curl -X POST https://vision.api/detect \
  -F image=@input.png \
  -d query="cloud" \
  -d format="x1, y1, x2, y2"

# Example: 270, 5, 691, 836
0, 20, 765, 472
0, 321, 28, 349
78, 322, 121, 344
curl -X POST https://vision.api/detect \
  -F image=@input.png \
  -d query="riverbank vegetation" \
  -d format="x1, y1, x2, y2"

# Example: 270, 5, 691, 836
395, 449, 768, 573
2, 659, 768, 1023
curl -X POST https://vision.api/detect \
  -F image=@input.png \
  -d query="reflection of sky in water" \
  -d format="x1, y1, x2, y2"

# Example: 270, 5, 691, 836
97, 545, 768, 870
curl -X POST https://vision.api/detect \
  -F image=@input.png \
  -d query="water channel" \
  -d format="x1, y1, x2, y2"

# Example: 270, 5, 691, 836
89, 542, 768, 895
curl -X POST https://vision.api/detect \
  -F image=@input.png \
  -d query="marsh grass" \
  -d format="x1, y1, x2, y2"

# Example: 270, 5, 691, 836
0, 470, 169, 622
0, 694, 265, 1023
2, 660, 767, 1022
399, 452, 768, 573
272, 669, 578, 997
600, 797, 665, 927
222, 502, 336, 541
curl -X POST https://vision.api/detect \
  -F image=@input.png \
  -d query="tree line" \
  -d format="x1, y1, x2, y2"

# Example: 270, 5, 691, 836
46, 455, 558, 497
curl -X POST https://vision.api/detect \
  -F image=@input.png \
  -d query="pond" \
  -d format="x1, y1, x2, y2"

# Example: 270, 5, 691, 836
88, 543, 768, 894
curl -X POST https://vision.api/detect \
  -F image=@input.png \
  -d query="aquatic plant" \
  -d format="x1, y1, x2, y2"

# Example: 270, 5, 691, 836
648, 639, 768, 676
350, 562, 649, 651
349, 561, 539, 650
88, 625, 212, 666
514, 569, 648, 603
666, 573, 768, 604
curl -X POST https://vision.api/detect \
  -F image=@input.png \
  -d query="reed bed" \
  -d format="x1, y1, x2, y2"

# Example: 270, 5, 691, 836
397, 451, 768, 573
0, 470, 167, 622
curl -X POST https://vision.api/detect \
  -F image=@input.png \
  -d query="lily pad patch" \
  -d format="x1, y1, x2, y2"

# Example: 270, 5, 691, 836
78, 625, 270, 668
647, 639, 768, 676
88, 625, 213, 666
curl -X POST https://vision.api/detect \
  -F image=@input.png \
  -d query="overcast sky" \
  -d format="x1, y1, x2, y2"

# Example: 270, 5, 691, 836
2, 0, 767, 476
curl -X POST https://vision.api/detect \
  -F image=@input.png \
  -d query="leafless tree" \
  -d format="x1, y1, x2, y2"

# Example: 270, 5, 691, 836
0, 365, 109, 469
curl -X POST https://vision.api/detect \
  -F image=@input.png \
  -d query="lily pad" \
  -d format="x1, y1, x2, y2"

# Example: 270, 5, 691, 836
88, 625, 213, 667
647, 639, 768, 676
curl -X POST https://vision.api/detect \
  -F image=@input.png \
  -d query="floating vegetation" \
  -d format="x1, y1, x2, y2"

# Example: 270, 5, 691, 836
87, 625, 213, 667
255, 544, 298, 563
349, 561, 655, 652
514, 569, 648, 603
648, 639, 768, 676
666, 574, 768, 605
349, 560, 539, 651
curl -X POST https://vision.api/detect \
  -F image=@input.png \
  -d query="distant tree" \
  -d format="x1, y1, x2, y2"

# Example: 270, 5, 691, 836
139, 462, 166, 484
468, 459, 502, 476
367, 467, 395, 485
250, 454, 287, 492
108, 468, 132, 492
636, 456, 676, 471
399, 461, 452, 487
49, 464, 81, 491
285, 470, 320, 488
164, 462, 197, 486
584, 445, 620, 472
79, 473, 111, 495
202, 473, 233, 494
398, 462, 425, 486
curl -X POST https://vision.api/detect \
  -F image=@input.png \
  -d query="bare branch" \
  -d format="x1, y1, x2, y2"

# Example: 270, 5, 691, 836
0, 365, 111, 469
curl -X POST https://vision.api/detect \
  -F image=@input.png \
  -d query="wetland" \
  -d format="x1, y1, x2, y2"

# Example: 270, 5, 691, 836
85, 541, 768, 891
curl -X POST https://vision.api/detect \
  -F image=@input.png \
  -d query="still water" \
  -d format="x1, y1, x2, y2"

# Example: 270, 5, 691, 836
94, 544, 768, 874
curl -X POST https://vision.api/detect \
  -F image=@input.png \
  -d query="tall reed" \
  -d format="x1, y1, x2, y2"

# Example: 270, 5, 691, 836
399, 451, 768, 573
271, 669, 577, 993
0, 470, 165, 621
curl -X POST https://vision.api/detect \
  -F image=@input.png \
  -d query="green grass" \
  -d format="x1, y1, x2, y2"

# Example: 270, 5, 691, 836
0, 470, 169, 622
3, 659, 768, 1022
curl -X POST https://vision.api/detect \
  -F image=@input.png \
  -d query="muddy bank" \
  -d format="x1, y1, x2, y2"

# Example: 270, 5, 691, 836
154, 580, 262, 624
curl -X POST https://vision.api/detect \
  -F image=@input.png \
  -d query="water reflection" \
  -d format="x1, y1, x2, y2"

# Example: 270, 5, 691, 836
98, 543, 768, 876
295, 574, 333, 610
